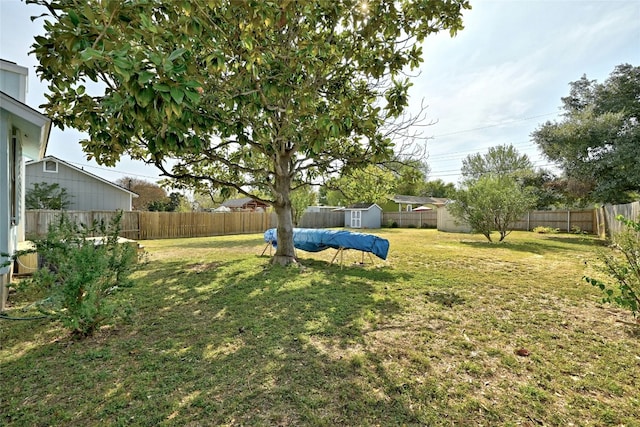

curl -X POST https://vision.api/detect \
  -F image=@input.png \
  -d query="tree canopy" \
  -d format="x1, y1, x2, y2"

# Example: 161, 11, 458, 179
450, 175, 536, 242
29, 0, 469, 264
115, 177, 166, 210
532, 64, 640, 204
451, 145, 538, 242
460, 144, 535, 184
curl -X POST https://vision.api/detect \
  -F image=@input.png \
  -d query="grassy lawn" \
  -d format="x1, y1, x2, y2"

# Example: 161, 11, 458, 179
2, 229, 639, 426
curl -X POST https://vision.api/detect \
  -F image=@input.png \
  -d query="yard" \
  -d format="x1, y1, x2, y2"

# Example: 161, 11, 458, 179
1, 229, 638, 426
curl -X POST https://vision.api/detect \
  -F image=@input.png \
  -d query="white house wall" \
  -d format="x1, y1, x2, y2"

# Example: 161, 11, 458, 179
26, 161, 132, 211
0, 111, 12, 275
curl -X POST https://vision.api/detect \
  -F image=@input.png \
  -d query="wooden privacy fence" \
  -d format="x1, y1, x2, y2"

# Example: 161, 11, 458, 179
512, 210, 595, 233
382, 211, 438, 228
382, 209, 595, 232
598, 201, 640, 238
25, 210, 277, 240
28, 206, 633, 239
25, 210, 141, 239
298, 211, 344, 228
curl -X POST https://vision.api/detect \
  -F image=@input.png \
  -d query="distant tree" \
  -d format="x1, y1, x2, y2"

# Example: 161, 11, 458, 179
532, 64, 640, 204
116, 177, 166, 211
290, 186, 317, 226
146, 192, 188, 212
330, 165, 395, 206
460, 144, 535, 184
521, 169, 566, 210
421, 179, 456, 198
449, 175, 536, 242
25, 182, 71, 210
390, 159, 430, 196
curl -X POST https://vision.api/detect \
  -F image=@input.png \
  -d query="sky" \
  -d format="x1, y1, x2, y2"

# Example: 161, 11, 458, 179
1, 0, 639, 186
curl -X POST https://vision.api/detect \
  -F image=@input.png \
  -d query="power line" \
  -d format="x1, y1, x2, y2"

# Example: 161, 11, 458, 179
431, 112, 559, 138
64, 160, 162, 181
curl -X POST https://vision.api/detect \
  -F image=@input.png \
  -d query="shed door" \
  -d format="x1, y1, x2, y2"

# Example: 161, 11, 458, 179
350, 210, 362, 228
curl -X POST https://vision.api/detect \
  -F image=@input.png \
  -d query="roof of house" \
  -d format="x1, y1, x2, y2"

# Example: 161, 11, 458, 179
26, 155, 138, 198
221, 197, 269, 208
0, 90, 50, 160
390, 195, 449, 205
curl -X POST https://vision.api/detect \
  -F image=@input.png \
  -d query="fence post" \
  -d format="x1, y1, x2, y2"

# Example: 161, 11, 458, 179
567, 210, 571, 232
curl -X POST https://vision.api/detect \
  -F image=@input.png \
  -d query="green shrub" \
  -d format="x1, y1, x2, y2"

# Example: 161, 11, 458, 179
532, 226, 559, 234
19, 212, 138, 337
585, 215, 640, 318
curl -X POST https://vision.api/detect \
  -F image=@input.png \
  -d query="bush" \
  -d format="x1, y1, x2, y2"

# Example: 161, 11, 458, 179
584, 215, 640, 318
532, 226, 560, 234
17, 212, 138, 337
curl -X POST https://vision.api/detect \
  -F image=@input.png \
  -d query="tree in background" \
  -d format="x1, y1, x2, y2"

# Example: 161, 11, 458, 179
25, 182, 72, 210
421, 179, 456, 198
116, 177, 166, 211
329, 164, 395, 206
389, 159, 430, 196
451, 145, 538, 242
450, 175, 536, 242
290, 186, 317, 226
460, 144, 535, 184
532, 64, 640, 204
29, 0, 469, 265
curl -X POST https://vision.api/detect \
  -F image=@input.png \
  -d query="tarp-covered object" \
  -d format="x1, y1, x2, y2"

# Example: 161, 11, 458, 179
264, 228, 390, 260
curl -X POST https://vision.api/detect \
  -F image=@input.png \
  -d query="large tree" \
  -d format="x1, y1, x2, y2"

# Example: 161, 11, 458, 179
328, 164, 395, 206
115, 177, 166, 210
532, 64, 640, 204
29, 0, 469, 264
460, 143, 535, 184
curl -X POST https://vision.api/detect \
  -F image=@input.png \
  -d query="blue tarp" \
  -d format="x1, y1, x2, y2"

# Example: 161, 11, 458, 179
263, 228, 390, 260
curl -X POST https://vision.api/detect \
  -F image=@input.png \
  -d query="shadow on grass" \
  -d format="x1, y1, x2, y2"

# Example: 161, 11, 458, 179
459, 234, 602, 256
1, 251, 429, 425
147, 235, 264, 250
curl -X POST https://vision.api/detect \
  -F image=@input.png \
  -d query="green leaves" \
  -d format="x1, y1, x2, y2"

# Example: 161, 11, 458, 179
29, 0, 469, 258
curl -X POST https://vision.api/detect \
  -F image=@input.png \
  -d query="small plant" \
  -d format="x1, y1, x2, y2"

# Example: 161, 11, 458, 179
584, 215, 640, 318
532, 226, 559, 234
391, 221, 399, 228
17, 211, 138, 337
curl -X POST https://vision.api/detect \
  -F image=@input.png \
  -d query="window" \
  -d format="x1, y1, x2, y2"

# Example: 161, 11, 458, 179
350, 210, 362, 228
43, 160, 58, 173
406, 204, 412, 212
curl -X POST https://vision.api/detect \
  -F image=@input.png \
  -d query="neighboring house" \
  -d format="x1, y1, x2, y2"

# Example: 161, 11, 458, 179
221, 197, 270, 212
1, 59, 51, 311
388, 195, 449, 212
25, 156, 138, 211
343, 203, 383, 229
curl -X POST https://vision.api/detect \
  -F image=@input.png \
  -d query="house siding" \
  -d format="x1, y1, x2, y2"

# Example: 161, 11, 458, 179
26, 161, 132, 211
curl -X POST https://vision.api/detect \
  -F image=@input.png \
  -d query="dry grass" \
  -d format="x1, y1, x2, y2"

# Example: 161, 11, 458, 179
1, 229, 639, 426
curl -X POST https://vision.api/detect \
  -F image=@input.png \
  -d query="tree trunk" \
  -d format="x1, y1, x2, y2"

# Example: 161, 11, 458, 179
271, 153, 297, 266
